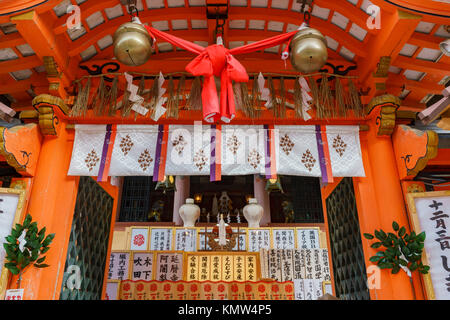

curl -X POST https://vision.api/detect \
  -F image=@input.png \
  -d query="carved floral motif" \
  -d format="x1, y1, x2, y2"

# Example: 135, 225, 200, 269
301, 149, 316, 172
172, 135, 187, 155
120, 135, 134, 156
332, 135, 347, 157
193, 148, 207, 171
227, 134, 241, 155
280, 134, 294, 155
248, 149, 262, 169
85, 149, 100, 172
138, 149, 153, 171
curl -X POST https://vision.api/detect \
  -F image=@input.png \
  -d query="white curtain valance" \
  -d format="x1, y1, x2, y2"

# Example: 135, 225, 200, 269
68, 124, 365, 181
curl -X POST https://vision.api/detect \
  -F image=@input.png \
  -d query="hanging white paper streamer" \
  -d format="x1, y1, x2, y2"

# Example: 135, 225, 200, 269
124, 72, 147, 116
298, 76, 312, 121
257, 72, 272, 109
151, 72, 167, 121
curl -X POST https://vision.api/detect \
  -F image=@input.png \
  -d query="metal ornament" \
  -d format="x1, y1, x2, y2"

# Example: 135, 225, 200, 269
113, 22, 153, 66
290, 27, 328, 74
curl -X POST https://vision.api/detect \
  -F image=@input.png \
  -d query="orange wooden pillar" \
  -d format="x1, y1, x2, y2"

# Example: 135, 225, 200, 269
353, 95, 415, 299
15, 95, 79, 300
392, 124, 439, 300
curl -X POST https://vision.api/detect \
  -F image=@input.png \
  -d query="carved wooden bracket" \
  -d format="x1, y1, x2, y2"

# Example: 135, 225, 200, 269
0, 123, 42, 177
32, 94, 69, 136
366, 94, 401, 136
392, 125, 438, 180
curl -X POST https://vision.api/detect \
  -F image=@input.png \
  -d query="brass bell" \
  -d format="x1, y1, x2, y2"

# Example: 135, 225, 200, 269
113, 22, 153, 66
290, 27, 328, 74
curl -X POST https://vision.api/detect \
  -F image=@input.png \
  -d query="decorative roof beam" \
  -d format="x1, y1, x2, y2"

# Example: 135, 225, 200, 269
68, 28, 208, 57
314, 0, 379, 35
0, 33, 27, 50
229, 7, 368, 58
11, 10, 73, 100
0, 73, 48, 95
409, 31, 444, 49
394, 55, 449, 79
386, 74, 443, 96
357, 9, 422, 103
54, 6, 206, 35
0, 55, 41, 74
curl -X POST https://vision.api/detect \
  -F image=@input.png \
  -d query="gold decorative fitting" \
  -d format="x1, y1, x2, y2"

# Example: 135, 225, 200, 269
32, 94, 69, 136
373, 56, 391, 78
43, 56, 61, 78
407, 184, 425, 193
366, 94, 401, 136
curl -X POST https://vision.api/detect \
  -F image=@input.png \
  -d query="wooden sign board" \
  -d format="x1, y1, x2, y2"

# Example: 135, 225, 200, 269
129, 227, 149, 251
105, 280, 120, 300
271, 228, 296, 249
108, 251, 131, 281
155, 251, 184, 281
149, 228, 173, 251
131, 251, 154, 281
406, 191, 450, 300
174, 228, 197, 252
184, 252, 261, 282
247, 228, 271, 252
0, 188, 26, 300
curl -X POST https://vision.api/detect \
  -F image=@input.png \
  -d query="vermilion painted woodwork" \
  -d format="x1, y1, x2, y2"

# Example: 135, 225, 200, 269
0, 123, 42, 176
15, 123, 79, 300
392, 125, 438, 180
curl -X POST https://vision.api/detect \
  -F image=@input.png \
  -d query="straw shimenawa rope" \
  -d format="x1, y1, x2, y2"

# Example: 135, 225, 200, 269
107, 76, 118, 116
308, 76, 321, 119
165, 76, 177, 118
319, 74, 333, 119
251, 75, 261, 118
92, 76, 107, 116
278, 77, 286, 119
334, 77, 346, 118
70, 71, 362, 119
186, 76, 202, 110
293, 76, 303, 119
348, 79, 363, 118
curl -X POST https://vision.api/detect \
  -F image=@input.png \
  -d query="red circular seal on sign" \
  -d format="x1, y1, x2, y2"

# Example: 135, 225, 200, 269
285, 284, 293, 293
136, 283, 144, 292
204, 284, 212, 292
133, 234, 145, 246
123, 283, 131, 292
245, 284, 252, 293
218, 284, 225, 292
272, 284, 279, 292
190, 284, 198, 292
231, 284, 238, 293
258, 284, 265, 293
163, 284, 171, 292
150, 283, 158, 291
177, 284, 185, 292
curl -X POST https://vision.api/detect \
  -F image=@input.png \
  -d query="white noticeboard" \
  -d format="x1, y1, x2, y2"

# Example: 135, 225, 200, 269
130, 227, 149, 251
0, 188, 25, 300
4, 289, 24, 300
149, 228, 173, 251
174, 228, 197, 252
407, 191, 450, 300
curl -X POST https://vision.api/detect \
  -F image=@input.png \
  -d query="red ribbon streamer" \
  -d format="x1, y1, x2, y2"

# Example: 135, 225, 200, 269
144, 25, 297, 123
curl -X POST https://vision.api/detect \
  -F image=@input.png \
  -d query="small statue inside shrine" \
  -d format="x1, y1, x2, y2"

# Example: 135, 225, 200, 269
212, 193, 219, 222
218, 191, 232, 217
282, 200, 294, 223
148, 200, 164, 222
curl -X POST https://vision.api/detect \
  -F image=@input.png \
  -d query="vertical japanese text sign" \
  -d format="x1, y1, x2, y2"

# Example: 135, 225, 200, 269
407, 191, 450, 300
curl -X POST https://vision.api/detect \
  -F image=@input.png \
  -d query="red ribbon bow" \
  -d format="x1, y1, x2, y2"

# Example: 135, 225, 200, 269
144, 25, 297, 123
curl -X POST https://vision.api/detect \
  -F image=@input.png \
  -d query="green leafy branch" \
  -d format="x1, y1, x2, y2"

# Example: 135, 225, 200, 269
3, 214, 55, 287
363, 221, 430, 275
